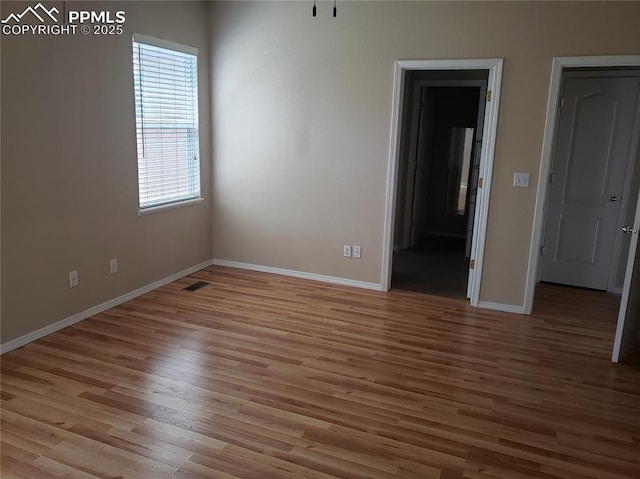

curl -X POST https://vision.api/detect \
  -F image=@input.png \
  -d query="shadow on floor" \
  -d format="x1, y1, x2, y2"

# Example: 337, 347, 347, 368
391, 236, 469, 298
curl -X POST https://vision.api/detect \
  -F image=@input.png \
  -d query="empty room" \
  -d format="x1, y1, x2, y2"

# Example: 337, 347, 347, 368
2, 1, 640, 478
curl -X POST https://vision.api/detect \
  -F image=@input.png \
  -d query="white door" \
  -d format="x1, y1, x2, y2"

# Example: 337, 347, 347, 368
612, 193, 640, 362
540, 75, 640, 290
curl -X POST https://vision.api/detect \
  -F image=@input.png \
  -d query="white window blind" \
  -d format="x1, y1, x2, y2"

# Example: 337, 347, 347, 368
132, 34, 200, 210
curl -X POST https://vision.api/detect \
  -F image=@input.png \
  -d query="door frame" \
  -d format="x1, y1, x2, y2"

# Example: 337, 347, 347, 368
381, 59, 503, 307
524, 55, 640, 314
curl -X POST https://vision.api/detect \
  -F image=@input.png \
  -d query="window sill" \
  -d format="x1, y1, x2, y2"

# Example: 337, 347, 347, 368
138, 197, 204, 216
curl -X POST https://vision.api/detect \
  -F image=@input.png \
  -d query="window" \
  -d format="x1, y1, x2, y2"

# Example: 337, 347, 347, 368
132, 33, 200, 211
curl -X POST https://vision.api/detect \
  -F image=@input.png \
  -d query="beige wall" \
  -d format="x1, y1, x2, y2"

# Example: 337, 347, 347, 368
210, 1, 640, 304
1, 1, 213, 343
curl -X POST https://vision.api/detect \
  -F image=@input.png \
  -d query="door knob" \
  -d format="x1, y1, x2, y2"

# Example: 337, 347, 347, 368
609, 195, 618, 202
622, 225, 638, 234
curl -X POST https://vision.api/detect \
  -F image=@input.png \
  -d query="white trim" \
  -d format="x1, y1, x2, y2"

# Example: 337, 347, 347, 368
213, 259, 384, 291
524, 55, 640, 315
382, 58, 504, 309
478, 301, 526, 315
0, 259, 213, 355
381, 61, 405, 294
138, 197, 204, 216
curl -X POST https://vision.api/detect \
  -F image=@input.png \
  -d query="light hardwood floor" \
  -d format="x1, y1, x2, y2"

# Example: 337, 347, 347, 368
2, 266, 639, 478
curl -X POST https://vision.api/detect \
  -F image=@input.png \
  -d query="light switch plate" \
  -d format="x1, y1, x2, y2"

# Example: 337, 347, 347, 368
513, 172, 530, 187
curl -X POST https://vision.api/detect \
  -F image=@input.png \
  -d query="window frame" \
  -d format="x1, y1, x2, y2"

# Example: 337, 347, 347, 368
132, 33, 202, 214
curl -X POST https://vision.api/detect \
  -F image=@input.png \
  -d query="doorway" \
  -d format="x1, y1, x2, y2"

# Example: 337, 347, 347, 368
392, 76, 487, 297
538, 69, 640, 293
524, 55, 640, 362
382, 59, 503, 307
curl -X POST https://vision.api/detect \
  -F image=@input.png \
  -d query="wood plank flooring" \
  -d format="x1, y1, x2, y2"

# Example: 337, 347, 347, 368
2, 266, 639, 478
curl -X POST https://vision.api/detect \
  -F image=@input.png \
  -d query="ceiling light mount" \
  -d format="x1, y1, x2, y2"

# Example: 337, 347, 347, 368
312, 0, 337, 18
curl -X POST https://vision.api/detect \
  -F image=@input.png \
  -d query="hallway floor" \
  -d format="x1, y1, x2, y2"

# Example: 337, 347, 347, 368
391, 236, 469, 298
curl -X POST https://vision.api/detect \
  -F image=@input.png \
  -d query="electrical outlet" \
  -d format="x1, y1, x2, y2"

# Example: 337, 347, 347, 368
69, 270, 79, 288
110, 258, 118, 274
343, 245, 352, 258
353, 245, 362, 259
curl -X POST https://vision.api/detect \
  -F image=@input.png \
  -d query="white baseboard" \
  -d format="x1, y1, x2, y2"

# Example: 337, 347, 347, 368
0, 259, 213, 355
213, 259, 384, 291
478, 301, 526, 314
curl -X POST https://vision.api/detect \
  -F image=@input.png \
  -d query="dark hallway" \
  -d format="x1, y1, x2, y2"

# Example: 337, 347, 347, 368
392, 71, 488, 299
